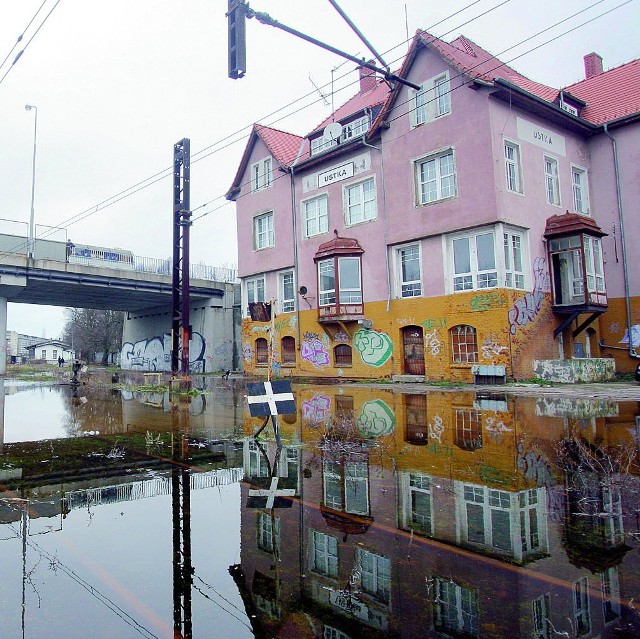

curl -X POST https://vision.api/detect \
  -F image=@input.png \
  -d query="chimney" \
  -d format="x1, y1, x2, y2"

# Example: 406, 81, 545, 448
583, 52, 603, 80
358, 62, 377, 94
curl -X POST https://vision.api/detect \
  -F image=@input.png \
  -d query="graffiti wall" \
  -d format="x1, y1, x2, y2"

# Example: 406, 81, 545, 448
121, 331, 206, 373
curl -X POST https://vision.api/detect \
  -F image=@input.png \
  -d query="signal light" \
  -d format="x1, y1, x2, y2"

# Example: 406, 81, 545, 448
228, 0, 247, 79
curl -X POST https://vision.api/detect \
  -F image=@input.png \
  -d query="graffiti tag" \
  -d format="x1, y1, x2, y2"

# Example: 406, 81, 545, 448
353, 329, 393, 367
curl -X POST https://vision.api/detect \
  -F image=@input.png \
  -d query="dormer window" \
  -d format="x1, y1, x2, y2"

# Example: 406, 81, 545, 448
309, 114, 371, 156
557, 91, 584, 118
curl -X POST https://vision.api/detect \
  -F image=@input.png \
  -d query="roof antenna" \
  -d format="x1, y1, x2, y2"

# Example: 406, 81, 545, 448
309, 73, 330, 107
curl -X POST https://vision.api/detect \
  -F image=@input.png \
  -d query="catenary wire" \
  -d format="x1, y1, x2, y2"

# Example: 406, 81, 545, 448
2, 0, 631, 252
0, 0, 47, 72
11, 0, 512, 247
191, 0, 631, 223
0, 0, 63, 86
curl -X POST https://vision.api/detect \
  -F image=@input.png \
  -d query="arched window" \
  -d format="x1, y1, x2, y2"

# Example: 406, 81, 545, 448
334, 344, 353, 367
281, 336, 296, 364
450, 325, 478, 364
255, 338, 268, 365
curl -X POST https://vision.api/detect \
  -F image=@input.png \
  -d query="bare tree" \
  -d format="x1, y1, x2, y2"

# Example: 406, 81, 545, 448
62, 309, 124, 364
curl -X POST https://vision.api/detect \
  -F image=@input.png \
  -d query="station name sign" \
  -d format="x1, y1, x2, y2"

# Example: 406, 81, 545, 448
517, 117, 566, 156
318, 162, 354, 187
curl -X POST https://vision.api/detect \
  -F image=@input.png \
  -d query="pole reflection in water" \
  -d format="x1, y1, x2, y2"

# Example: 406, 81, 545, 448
172, 396, 193, 639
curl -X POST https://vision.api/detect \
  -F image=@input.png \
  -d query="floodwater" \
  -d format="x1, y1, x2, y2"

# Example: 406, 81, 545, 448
1, 377, 639, 638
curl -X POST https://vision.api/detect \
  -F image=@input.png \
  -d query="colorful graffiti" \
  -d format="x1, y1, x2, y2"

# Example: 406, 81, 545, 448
121, 331, 205, 372
301, 332, 330, 367
356, 400, 396, 437
508, 257, 550, 335
333, 330, 350, 343
353, 329, 393, 366
302, 395, 331, 424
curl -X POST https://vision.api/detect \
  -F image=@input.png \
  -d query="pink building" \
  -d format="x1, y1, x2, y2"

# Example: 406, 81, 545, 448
227, 31, 640, 382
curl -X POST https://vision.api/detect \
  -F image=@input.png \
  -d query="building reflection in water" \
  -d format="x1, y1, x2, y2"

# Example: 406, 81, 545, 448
233, 385, 640, 639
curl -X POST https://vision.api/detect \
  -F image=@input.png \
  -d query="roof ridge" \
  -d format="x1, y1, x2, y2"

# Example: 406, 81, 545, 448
563, 57, 640, 90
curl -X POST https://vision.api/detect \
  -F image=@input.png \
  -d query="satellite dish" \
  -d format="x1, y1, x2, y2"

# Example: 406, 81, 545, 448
323, 122, 343, 142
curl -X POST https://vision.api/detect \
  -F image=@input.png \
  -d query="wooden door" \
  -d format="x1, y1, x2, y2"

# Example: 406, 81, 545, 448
402, 326, 425, 375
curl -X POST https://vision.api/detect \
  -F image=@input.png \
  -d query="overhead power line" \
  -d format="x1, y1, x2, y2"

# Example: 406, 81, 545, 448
0, 0, 63, 87
2, 0, 633, 253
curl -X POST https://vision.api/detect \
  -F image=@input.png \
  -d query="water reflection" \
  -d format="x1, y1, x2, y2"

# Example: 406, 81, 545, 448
0, 381, 638, 638
238, 385, 640, 639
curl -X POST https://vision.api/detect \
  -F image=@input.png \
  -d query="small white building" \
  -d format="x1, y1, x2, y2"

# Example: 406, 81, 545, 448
28, 340, 75, 364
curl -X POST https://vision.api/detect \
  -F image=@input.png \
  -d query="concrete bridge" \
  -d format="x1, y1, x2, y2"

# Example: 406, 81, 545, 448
0, 233, 240, 373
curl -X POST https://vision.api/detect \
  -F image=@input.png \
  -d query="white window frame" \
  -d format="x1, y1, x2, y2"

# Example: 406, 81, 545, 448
323, 460, 369, 515
253, 211, 274, 250
450, 230, 498, 292
244, 275, 265, 317
257, 512, 280, 553
504, 230, 525, 290
302, 194, 329, 238
310, 530, 338, 576
394, 243, 422, 298
573, 577, 591, 637
434, 74, 451, 117
446, 225, 529, 293
571, 165, 590, 215
433, 577, 478, 637
504, 140, 523, 194
341, 114, 370, 141
415, 147, 456, 205
410, 71, 451, 127
400, 472, 433, 535
279, 270, 295, 313
251, 156, 272, 192
356, 548, 390, 604
456, 482, 547, 561
318, 256, 362, 307
544, 155, 561, 206
532, 594, 551, 639
344, 177, 376, 225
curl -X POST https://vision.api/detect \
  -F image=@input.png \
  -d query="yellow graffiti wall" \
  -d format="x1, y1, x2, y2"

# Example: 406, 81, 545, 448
240, 288, 578, 381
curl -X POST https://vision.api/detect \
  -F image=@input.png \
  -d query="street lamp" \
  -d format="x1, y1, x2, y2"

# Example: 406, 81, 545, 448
25, 104, 37, 259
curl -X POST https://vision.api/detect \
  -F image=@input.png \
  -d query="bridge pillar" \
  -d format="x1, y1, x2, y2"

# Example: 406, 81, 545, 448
0, 297, 6, 375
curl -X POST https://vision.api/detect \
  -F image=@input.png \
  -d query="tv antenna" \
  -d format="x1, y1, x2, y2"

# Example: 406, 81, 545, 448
308, 74, 330, 107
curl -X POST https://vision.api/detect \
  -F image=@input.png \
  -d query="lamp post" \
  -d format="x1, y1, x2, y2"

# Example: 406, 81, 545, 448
25, 104, 37, 259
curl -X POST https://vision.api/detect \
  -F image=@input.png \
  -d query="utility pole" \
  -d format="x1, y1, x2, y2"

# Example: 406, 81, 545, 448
172, 138, 191, 385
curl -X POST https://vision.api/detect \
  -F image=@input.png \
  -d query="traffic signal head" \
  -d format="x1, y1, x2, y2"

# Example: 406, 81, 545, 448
228, 0, 247, 79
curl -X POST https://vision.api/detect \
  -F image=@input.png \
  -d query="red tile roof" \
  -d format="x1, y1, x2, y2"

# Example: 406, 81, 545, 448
311, 78, 391, 134
226, 124, 304, 197
254, 123, 304, 167
562, 58, 640, 124
420, 32, 559, 102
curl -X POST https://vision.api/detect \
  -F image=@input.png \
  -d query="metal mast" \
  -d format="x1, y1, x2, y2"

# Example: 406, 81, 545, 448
172, 138, 192, 380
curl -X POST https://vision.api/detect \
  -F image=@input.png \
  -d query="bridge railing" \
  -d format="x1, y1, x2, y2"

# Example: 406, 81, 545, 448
132, 256, 237, 283
69, 252, 237, 283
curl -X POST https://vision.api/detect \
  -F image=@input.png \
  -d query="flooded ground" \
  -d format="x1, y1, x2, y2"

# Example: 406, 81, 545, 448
1, 375, 639, 638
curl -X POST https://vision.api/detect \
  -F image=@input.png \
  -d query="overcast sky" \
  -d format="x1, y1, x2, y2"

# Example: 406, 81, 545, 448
1, 0, 638, 338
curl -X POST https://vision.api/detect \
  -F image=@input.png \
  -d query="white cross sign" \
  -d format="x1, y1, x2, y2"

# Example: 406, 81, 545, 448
248, 476, 296, 509
246, 380, 296, 416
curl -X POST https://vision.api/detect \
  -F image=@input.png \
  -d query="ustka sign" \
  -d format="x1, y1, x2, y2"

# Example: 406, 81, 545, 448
318, 162, 354, 186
